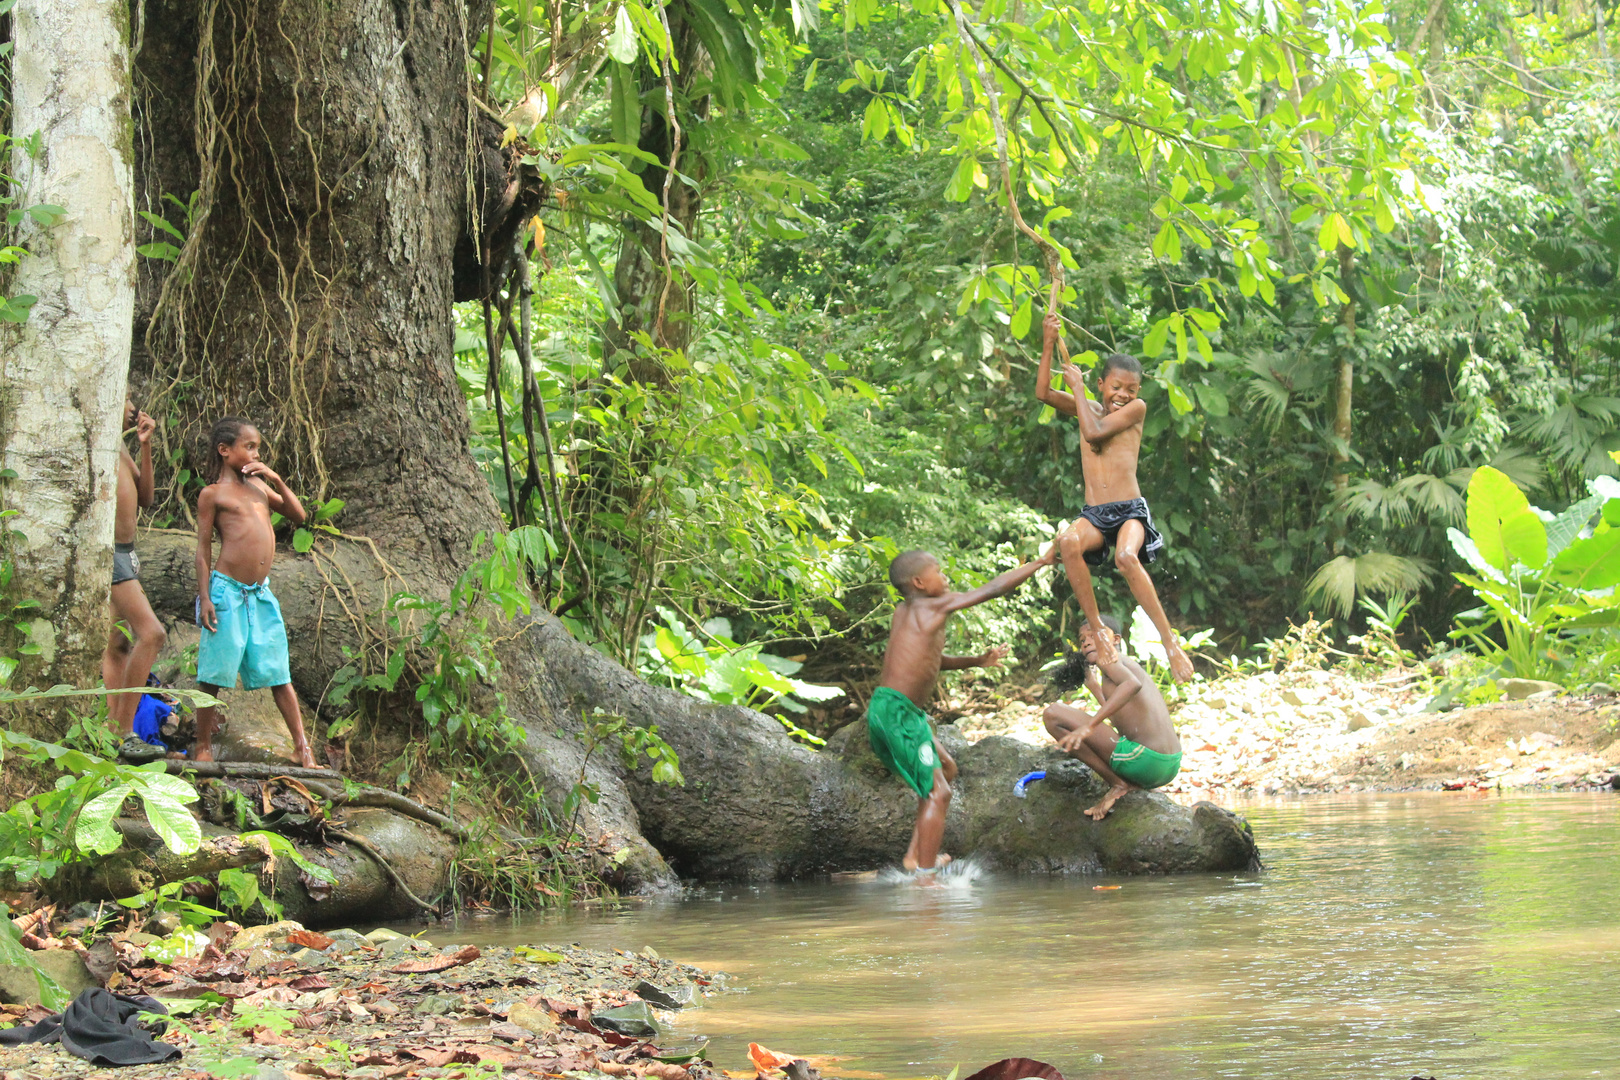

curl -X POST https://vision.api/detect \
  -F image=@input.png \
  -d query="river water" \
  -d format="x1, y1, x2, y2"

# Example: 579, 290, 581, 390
435, 794, 1620, 1079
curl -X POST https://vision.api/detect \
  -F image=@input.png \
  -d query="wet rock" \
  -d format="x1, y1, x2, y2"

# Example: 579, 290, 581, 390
0, 948, 99, 1005
1587, 682, 1616, 697
413, 993, 462, 1015
379, 937, 426, 958
364, 927, 405, 944
1501, 678, 1561, 700
142, 912, 182, 937
592, 1001, 659, 1038
634, 980, 693, 1009
323, 928, 372, 955
288, 948, 331, 968
506, 1001, 558, 1035
232, 920, 304, 952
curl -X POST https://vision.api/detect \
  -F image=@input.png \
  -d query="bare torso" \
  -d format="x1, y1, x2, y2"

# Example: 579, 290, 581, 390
206, 474, 278, 583
114, 449, 139, 544
875, 599, 951, 707
1095, 656, 1178, 754
1079, 400, 1144, 505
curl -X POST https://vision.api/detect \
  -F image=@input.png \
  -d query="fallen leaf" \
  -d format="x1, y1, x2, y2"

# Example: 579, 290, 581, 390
1092, 885, 1122, 891
962, 1058, 1066, 1080
749, 1043, 797, 1074
288, 974, 331, 991
286, 929, 334, 951
390, 944, 481, 974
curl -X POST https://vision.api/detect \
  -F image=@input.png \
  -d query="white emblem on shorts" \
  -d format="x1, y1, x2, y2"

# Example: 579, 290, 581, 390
918, 744, 937, 767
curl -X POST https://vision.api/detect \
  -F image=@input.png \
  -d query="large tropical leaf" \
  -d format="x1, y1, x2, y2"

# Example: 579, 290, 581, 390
1466, 466, 1547, 571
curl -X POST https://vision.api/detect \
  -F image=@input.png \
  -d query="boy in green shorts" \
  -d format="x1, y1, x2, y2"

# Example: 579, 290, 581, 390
1042, 619, 1181, 820
869, 546, 1055, 878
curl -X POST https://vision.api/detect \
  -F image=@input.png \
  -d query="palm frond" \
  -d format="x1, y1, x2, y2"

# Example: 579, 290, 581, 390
1394, 472, 1466, 526
1340, 477, 1413, 528
1487, 445, 1547, 494
1303, 552, 1435, 618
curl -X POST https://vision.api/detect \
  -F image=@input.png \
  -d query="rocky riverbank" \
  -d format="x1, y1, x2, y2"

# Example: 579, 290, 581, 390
0, 915, 732, 1080
953, 667, 1620, 798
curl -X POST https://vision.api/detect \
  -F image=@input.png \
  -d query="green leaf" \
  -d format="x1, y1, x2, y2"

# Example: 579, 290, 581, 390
74, 784, 134, 855
607, 4, 638, 65
143, 794, 203, 854
1010, 297, 1032, 339
292, 528, 314, 553
1142, 316, 1171, 358
1547, 526, 1620, 590
1466, 466, 1547, 571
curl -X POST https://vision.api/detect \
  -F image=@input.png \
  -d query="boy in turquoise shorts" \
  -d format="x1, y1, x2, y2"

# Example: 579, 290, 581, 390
1042, 619, 1181, 820
870, 546, 1055, 878
193, 417, 316, 768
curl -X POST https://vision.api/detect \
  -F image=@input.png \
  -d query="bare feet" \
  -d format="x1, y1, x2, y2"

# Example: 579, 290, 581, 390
192, 746, 215, 763
902, 852, 952, 872
291, 742, 317, 769
1084, 784, 1129, 820
1167, 637, 1195, 682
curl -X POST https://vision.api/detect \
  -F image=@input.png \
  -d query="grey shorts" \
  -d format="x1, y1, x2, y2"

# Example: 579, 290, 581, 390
113, 543, 140, 585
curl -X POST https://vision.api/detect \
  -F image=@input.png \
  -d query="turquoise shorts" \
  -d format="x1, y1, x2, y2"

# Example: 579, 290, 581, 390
196, 571, 291, 690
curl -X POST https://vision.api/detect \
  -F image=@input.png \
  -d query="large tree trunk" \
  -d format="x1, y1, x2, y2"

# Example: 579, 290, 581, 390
124, 0, 1258, 888
1, 0, 135, 689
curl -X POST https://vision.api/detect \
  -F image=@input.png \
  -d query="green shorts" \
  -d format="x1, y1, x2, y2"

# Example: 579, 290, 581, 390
866, 686, 941, 799
1110, 738, 1181, 789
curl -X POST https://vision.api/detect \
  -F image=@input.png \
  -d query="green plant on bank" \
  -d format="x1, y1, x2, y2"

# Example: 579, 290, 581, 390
327, 527, 553, 771
1443, 464, 1620, 685
0, 690, 222, 879
1347, 592, 1422, 670
563, 708, 684, 841
636, 607, 841, 746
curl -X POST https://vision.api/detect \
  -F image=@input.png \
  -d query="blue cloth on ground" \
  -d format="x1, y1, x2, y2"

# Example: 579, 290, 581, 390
131, 694, 173, 748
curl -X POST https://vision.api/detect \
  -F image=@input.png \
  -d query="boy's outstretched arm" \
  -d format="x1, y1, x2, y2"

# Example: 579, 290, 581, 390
942, 547, 1058, 615
1035, 313, 1079, 417
940, 644, 1010, 670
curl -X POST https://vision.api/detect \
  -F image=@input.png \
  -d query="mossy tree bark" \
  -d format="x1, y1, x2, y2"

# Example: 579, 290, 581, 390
0, 0, 136, 692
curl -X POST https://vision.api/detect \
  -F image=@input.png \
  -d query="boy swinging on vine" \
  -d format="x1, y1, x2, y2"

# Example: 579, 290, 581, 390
1035, 312, 1195, 683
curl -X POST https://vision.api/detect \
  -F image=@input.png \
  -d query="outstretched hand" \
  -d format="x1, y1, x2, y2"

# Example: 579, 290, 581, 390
979, 644, 1010, 668
1039, 543, 1061, 567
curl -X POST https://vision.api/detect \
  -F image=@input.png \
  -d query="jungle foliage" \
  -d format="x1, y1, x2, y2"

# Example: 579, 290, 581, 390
453, 0, 1617, 688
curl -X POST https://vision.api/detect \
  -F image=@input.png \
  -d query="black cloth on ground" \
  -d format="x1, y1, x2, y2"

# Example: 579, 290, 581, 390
0, 988, 180, 1066
1079, 497, 1164, 566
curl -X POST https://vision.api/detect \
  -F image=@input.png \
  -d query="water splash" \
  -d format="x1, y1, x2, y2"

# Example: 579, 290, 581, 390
876, 856, 986, 889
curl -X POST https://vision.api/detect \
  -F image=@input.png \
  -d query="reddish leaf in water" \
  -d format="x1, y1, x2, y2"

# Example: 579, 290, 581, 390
1092, 885, 1122, 891
286, 929, 334, 951
390, 944, 480, 974
962, 1059, 1065, 1080
748, 1043, 797, 1074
